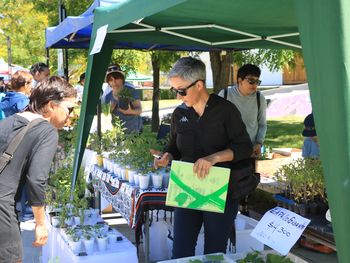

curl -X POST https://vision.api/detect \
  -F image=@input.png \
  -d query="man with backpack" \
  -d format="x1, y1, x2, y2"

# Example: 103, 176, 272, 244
218, 64, 267, 159
218, 64, 267, 249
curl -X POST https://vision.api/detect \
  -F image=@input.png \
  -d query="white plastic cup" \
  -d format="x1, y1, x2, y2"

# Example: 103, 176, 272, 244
139, 175, 150, 190
134, 173, 140, 186
152, 173, 163, 189
128, 170, 136, 184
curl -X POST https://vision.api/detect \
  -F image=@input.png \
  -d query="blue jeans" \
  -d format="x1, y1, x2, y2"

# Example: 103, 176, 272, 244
172, 199, 239, 259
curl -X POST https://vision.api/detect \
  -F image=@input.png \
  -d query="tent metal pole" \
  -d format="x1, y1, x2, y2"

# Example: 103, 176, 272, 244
46, 48, 50, 68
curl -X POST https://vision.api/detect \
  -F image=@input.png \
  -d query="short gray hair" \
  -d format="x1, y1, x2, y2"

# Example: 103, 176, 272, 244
168, 57, 206, 83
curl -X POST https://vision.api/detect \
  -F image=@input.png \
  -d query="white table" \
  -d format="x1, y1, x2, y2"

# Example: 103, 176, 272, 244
42, 224, 138, 263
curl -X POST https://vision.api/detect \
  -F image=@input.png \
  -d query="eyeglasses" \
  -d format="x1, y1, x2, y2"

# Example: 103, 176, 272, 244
67, 106, 75, 115
170, 80, 202, 97
107, 64, 124, 75
245, 78, 261, 85
58, 102, 75, 115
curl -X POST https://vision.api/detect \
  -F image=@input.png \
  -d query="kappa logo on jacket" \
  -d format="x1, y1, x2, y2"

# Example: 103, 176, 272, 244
179, 116, 189, 123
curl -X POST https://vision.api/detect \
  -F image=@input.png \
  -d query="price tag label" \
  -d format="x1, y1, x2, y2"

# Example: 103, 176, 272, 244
106, 173, 112, 183
251, 207, 310, 255
101, 172, 107, 181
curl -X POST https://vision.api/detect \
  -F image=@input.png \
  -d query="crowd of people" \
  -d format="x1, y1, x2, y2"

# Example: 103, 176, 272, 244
0, 56, 318, 262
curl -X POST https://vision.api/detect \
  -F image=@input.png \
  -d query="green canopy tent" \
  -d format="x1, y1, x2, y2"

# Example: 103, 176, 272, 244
74, 0, 350, 261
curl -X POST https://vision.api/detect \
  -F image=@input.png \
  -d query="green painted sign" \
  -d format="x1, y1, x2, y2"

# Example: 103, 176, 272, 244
166, 161, 230, 213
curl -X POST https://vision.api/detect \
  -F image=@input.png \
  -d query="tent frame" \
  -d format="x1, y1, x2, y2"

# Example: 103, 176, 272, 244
111, 22, 302, 49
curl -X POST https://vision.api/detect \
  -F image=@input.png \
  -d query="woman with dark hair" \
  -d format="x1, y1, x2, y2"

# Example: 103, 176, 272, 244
30, 62, 50, 86
0, 76, 76, 263
0, 70, 33, 119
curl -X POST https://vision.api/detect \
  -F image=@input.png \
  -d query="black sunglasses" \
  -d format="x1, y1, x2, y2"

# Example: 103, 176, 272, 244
107, 65, 122, 73
245, 78, 261, 85
67, 107, 75, 115
170, 80, 202, 96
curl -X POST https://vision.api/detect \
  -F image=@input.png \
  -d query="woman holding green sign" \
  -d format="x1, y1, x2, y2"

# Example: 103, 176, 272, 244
153, 57, 252, 259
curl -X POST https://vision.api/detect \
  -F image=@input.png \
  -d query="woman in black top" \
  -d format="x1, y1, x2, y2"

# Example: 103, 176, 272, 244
0, 76, 76, 263
153, 57, 252, 258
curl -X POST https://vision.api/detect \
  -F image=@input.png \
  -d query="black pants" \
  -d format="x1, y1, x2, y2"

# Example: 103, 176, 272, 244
172, 199, 239, 259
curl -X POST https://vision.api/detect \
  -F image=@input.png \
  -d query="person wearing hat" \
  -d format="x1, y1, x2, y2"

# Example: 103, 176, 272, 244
102, 64, 142, 134
302, 113, 319, 158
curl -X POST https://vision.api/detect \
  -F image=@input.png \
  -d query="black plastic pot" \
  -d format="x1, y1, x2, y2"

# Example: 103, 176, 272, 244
299, 203, 310, 217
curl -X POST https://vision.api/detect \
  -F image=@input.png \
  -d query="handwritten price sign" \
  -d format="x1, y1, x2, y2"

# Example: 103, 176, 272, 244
251, 207, 310, 255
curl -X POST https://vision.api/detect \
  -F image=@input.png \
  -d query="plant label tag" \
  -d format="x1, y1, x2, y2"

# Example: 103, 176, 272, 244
106, 173, 111, 183
251, 206, 310, 255
101, 172, 107, 181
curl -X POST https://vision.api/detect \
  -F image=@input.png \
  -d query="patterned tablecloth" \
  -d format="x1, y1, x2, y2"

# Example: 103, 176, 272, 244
90, 165, 173, 230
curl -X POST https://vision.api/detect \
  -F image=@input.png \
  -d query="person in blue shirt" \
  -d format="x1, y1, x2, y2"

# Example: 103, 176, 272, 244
302, 113, 320, 158
101, 64, 142, 134
0, 70, 33, 120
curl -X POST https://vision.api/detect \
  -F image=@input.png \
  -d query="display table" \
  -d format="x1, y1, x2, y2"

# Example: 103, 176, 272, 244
42, 222, 138, 263
90, 165, 173, 262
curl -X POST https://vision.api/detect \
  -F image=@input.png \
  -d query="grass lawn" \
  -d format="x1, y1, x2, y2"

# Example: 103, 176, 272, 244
141, 99, 304, 149
265, 116, 304, 149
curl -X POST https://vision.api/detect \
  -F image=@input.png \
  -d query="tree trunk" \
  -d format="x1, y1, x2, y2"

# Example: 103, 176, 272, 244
151, 53, 160, 133
209, 50, 233, 94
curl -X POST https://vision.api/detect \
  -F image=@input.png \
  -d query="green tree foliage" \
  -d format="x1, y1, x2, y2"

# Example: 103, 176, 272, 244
29, 0, 93, 81
0, 0, 49, 66
150, 51, 182, 132
30, 1, 146, 83
31, 0, 92, 26
111, 50, 150, 76
210, 49, 300, 93
233, 49, 300, 72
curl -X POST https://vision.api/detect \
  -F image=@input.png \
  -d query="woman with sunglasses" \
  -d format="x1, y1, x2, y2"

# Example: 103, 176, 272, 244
0, 76, 76, 263
153, 57, 252, 258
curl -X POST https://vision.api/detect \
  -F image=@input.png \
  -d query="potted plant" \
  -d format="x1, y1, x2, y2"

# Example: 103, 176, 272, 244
96, 233, 108, 252
274, 158, 326, 216
117, 87, 135, 110
68, 233, 82, 255
237, 251, 294, 263
107, 230, 118, 244
82, 232, 95, 255
87, 132, 103, 166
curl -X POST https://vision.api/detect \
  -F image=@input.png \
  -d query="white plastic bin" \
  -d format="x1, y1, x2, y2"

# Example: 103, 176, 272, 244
234, 214, 264, 253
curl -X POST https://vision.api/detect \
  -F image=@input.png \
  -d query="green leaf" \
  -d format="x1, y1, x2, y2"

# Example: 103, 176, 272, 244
175, 193, 189, 206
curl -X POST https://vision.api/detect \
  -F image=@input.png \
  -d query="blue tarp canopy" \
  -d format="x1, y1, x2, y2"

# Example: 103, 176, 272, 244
46, 0, 230, 51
